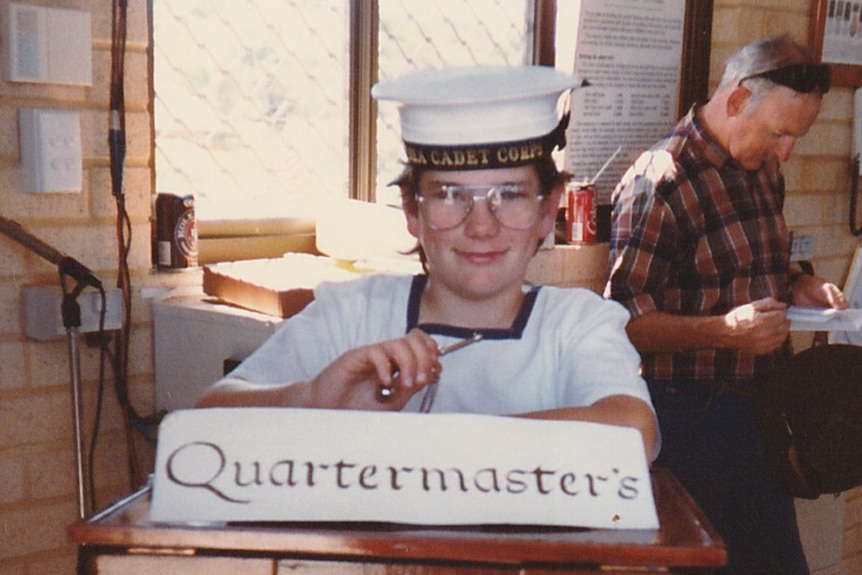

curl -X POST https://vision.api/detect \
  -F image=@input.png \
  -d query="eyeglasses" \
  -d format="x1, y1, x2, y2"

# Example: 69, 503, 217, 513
417, 184, 545, 230
739, 63, 831, 94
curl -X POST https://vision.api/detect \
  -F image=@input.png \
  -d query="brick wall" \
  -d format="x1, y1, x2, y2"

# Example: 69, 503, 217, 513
0, 1, 187, 573
0, 1, 860, 574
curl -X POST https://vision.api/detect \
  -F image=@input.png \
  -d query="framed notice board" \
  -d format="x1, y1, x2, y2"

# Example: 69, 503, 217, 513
564, 0, 712, 202
812, 0, 862, 87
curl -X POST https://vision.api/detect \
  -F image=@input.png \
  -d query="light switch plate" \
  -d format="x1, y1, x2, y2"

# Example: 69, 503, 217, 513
791, 233, 815, 262
19, 108, 83, 193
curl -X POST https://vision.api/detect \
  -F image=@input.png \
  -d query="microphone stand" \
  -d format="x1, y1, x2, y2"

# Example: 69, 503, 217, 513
0, 216, 103, 520
61, 274, 89, 520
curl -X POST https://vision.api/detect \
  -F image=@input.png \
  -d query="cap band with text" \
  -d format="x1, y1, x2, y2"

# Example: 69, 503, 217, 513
402, 113, 569, 171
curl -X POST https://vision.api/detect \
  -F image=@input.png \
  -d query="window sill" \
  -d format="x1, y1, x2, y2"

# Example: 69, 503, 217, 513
197, 217, 317, 265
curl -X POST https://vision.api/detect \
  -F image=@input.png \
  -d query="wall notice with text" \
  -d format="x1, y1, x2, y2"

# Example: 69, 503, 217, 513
564, 0, 685, 204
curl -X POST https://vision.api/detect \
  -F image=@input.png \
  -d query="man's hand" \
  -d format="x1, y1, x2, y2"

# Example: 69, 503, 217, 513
791, 274, 848, 309
722, 297, 790, 355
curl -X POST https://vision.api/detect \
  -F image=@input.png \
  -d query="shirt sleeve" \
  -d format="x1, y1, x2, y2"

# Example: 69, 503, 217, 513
220, 288, 343, 387
605, 155, 680, 320
219, 275, 394, 387
555, 290, 653, 408
552, 290, 661, 461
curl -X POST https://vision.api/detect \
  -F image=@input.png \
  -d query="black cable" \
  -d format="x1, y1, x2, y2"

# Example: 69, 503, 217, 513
110, 0, 127, 200
109, 0, 141, 492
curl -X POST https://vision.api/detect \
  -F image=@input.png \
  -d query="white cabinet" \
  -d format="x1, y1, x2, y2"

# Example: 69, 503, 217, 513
153, 288, 281, 411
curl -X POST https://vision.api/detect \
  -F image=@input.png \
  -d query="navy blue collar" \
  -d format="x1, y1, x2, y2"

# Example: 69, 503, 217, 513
405, 274, 539, 340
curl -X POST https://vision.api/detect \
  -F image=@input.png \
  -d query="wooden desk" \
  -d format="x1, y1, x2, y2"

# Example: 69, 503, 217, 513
70, 469, 725, 574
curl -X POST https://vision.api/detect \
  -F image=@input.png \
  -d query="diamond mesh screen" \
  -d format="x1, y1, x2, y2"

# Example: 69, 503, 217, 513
153, 0, 531, 221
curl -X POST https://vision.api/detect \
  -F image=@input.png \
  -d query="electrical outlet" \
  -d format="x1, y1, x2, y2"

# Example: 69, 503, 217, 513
791, 233, 814, 262
23, 285, 123, 340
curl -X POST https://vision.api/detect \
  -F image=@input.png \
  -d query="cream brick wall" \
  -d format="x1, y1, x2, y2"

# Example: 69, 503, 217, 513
1, 1, 860, 574
0, 0, 187, 573
845, 489, 862, 573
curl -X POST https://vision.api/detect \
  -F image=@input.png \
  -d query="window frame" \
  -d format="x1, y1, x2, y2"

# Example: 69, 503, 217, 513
165, 0, 711, 264
348, 0, 556, 203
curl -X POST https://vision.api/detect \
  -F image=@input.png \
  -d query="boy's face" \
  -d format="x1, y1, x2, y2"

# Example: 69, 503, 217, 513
406, 165, 560, 300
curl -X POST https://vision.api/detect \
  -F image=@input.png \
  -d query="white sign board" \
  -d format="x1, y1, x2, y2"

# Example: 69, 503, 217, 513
150, 408, 658, 529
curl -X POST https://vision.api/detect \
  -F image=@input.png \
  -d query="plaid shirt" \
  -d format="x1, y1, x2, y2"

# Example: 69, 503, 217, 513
605, 108, 792, 385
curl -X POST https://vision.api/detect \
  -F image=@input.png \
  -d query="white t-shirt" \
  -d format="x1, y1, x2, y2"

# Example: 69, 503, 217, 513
221, 274, 653, 416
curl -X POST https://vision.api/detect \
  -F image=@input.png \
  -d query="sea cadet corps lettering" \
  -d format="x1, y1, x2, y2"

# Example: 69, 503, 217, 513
165, 441, 644, 505
406, 142, 547, 169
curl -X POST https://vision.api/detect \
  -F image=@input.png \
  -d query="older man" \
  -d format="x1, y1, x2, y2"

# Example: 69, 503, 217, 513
606, 35, 846, 574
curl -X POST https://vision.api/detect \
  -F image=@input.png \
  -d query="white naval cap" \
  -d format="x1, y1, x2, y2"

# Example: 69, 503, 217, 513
372, 65, 587, 170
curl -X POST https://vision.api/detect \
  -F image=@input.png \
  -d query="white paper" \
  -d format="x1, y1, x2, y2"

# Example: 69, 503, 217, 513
150, 408, 658, 529
787, 306, 862, 331
564, 0, 685, 201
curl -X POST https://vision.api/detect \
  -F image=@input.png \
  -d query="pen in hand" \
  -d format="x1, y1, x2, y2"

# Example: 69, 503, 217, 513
376, 333, 483, 403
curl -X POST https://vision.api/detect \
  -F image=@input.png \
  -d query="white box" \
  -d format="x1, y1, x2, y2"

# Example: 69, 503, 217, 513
153, 288, 281, 411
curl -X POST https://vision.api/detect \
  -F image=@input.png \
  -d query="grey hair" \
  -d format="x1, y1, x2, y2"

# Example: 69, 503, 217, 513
716, 35, 816, 99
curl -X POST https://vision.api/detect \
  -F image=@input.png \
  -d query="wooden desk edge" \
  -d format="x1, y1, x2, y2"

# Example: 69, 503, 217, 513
69, 469, 726, 570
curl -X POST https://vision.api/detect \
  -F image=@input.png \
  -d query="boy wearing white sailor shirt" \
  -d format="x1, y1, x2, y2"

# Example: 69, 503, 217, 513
197, 65, 659, 463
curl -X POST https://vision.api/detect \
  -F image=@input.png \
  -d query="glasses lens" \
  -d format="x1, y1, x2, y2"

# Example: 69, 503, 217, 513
489, 185, 542, 229
419, 186, 473, 229
418, 185, 542, 230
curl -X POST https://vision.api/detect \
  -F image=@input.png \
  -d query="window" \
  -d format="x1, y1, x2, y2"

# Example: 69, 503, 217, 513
153, 1, 351, 222
152, 0, 557, 262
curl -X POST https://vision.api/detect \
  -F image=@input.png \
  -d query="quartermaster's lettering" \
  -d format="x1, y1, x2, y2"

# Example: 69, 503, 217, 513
164, 441, 645, 505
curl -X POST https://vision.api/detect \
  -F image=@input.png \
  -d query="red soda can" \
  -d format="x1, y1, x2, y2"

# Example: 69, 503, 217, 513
566, 183, 597, 244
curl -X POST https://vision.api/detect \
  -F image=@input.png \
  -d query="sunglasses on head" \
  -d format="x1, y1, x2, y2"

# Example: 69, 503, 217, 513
739, 63, 831, 94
